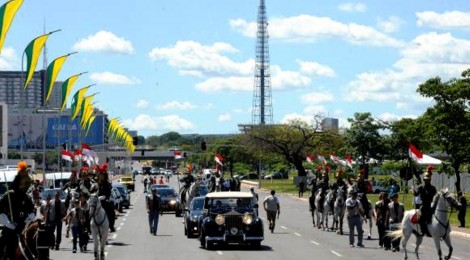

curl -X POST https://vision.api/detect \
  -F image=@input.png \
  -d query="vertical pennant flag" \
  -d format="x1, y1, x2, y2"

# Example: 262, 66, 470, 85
61, 73, 84, 111
408, 143, 423, 161
306, 153, 314, 164
215, 153, 224, 166
81, 143, 92, 156
85, 115, 96, 136
23, 33, 49, 89
0, 0, 23, 54
61, 150, 73, 162
71, 86, 90, 120
317, 153, 327, 165
73, 150, 82, 162
346, 155, 353, 169
46, 53, 75, 102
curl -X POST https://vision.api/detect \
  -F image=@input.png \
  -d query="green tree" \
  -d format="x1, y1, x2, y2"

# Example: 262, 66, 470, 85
385, 118, 430, 160
241, 118, 343, 177
345, 112, 385, 165
417, 69, 470, 193
8, 151, 21, 159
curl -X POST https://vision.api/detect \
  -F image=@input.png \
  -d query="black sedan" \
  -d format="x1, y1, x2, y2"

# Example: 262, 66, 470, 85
156, 188, 183, 217
184, 196, 205, 238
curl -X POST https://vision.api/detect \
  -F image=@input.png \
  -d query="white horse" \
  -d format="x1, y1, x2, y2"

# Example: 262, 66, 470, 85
89, 195, 109, 260
333, 187, 346, 235
388, 189, 460, 260
316, 189, 335, 231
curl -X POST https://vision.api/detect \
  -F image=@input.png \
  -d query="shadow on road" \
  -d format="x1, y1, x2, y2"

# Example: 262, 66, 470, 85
201, 244, 273, 251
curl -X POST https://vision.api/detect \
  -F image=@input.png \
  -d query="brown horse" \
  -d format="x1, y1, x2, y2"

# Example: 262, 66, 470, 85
14, 221, 49, 260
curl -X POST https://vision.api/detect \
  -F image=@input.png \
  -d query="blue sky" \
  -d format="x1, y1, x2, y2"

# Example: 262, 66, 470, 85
2, 0, 470, 137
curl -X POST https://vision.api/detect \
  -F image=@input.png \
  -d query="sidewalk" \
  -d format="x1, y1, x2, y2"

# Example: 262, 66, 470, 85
241, 180, 470, 241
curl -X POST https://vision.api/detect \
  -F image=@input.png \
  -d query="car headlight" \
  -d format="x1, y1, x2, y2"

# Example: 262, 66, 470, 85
169, 200, 176, 205
215, 214, 225, 225
242, 213, 253, 225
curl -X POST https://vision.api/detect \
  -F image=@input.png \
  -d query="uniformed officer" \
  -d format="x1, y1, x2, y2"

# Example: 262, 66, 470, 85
355, 168, 370, 223
0, 161, 35, 259
95, 163, 116, 233
413, 166, 437, 237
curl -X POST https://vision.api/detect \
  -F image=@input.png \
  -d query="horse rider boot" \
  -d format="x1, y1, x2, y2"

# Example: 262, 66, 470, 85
0, 165, 35, 260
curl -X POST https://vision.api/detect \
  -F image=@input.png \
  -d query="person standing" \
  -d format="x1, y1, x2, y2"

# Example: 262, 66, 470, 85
388, 193, 405, 252
263, 190, 280, 233
374, 192, 390, 250
413, 167, 437, 237
250, 187, 259, 216
146, 188, 163, 235
144, 177, 148, 193
346, 189, 366, 247
65, 200, 83, 253
457, 191, 467, 228
298, 179, 306, 198
45, 192, 66, 250
0, 161, 36, 259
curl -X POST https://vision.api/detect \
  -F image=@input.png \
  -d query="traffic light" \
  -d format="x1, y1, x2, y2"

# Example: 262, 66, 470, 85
201, 141, 206, 151
132, 137, 138, 145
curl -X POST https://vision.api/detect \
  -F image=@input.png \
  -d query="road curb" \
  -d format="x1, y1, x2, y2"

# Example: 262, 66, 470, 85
450, 230, 470, 240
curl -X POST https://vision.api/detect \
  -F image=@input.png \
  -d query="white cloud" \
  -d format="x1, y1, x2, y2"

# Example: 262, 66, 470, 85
90, 72, 141, 85
377, 16, 405, 33
123, 114, 195, 132
303, 105, 327, 115
338, 3, 367, 13
218, 113, 232, 122
230, 15, 404, 47
378, 112, 418, 122
73, 31, 134, 54
156, 101, 196, 110
149, 41, 251, 78
232, 107, 251, 113
301, 91, 335, 105
281, 113, 315, 125
417, 11, 470, 29
345, 32, 470, 108
297, 60, 336, 77
0, 47, 17, 70
136, 99, 149, 109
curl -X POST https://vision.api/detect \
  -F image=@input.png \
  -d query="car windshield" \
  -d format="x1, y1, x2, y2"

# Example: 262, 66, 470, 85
41, 189, 66, 200
115, 186, 127, 195
199, 185, 208, 196
157, 189, 176, 197
191, 198, 204, 211
121, 177, 133, 182
209, 197, 252, 210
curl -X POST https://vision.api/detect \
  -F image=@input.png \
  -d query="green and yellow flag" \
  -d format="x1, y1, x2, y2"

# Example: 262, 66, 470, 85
24, 33, 49, 89
85, 115, 96, 136
46, 54, 72, 102
71, 86, 90, 120
107, 118, 120, 135
0, 0, 23, 54
61, 73, 85, 111
80, 103, 94, 129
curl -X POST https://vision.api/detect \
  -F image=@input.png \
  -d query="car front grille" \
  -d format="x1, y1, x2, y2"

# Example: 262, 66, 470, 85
224, 214, 243, 230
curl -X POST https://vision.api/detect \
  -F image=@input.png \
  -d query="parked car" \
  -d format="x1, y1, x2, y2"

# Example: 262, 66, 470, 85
246, 173, 259, 180
39, 188, 67, 205
146, 184, 170, 193
118, 176, 135, 192
184, 196, 205, 238
263, 172, 288, 180
113, 184, 130, 209
199, 191, 263, 249
153, 187, 183, 217
111, 187, 124, 213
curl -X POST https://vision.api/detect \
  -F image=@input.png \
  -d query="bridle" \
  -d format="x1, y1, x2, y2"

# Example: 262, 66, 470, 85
433, 192, 457, 239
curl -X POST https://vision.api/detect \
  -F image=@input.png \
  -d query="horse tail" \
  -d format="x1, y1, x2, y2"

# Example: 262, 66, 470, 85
387, 226, 403, 240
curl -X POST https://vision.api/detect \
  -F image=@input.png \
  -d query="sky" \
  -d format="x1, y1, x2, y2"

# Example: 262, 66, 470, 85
2, 0, 470, 137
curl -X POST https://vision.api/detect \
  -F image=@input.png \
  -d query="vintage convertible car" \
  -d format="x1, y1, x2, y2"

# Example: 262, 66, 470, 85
199, 192, 263, 249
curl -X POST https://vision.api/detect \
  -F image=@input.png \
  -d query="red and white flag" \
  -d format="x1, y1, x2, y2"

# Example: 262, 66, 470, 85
329, 153, 340, 164
61, 150, 74, 162
215, 153, 224, 166
346, 155, 353, 169
306, 154, 314, 164
408, 143, 423, 161
74, 150, 82, 162
174, 151, 183, 160
317, 154, 327, 165
82, 143, 92, 156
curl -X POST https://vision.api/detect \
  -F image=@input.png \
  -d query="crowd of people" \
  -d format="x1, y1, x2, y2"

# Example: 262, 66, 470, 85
0, 161, 121, 259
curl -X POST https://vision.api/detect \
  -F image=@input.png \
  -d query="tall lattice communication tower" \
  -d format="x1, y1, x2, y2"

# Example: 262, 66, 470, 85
251, 0, 273, 125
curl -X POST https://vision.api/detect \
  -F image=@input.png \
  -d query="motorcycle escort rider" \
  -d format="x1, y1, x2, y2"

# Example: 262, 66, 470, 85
413, 166, 437, 237
0, 161, 36, 260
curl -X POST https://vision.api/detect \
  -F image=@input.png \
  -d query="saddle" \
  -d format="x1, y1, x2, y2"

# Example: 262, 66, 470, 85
411, 210, 419, 224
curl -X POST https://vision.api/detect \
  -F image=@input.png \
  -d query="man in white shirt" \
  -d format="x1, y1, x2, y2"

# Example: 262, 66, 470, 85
263, 190, 280, 233
346, 189, 365, 247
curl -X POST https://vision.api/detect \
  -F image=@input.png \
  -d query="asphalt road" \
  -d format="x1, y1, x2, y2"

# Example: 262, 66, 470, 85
50, 175, 470, 260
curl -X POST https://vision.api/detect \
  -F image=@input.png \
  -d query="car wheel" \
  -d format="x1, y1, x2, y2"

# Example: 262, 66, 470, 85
119, 203, 123, 213
251, 241, 261, 249
200, 230, 206, 248
205, 239, 213, 250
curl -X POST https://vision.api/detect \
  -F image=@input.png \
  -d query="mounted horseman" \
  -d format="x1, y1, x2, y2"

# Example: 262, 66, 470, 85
0, 161, 36, 260
92, 163, 116, 233
413, 166, 437, 237
179, 171, 195, 207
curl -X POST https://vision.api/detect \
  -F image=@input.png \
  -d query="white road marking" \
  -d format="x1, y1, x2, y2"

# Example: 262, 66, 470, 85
217, 251, 223, 255
281, 226, 287, 229
331, 251, 342, 257
294, 232, 302, 237
120, 222, 124, 226
122, 218, 127, 221
453, 257, 462, 260
310, 240, 320, 245
117, 227, 121, 231
112, 233, 117, 239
